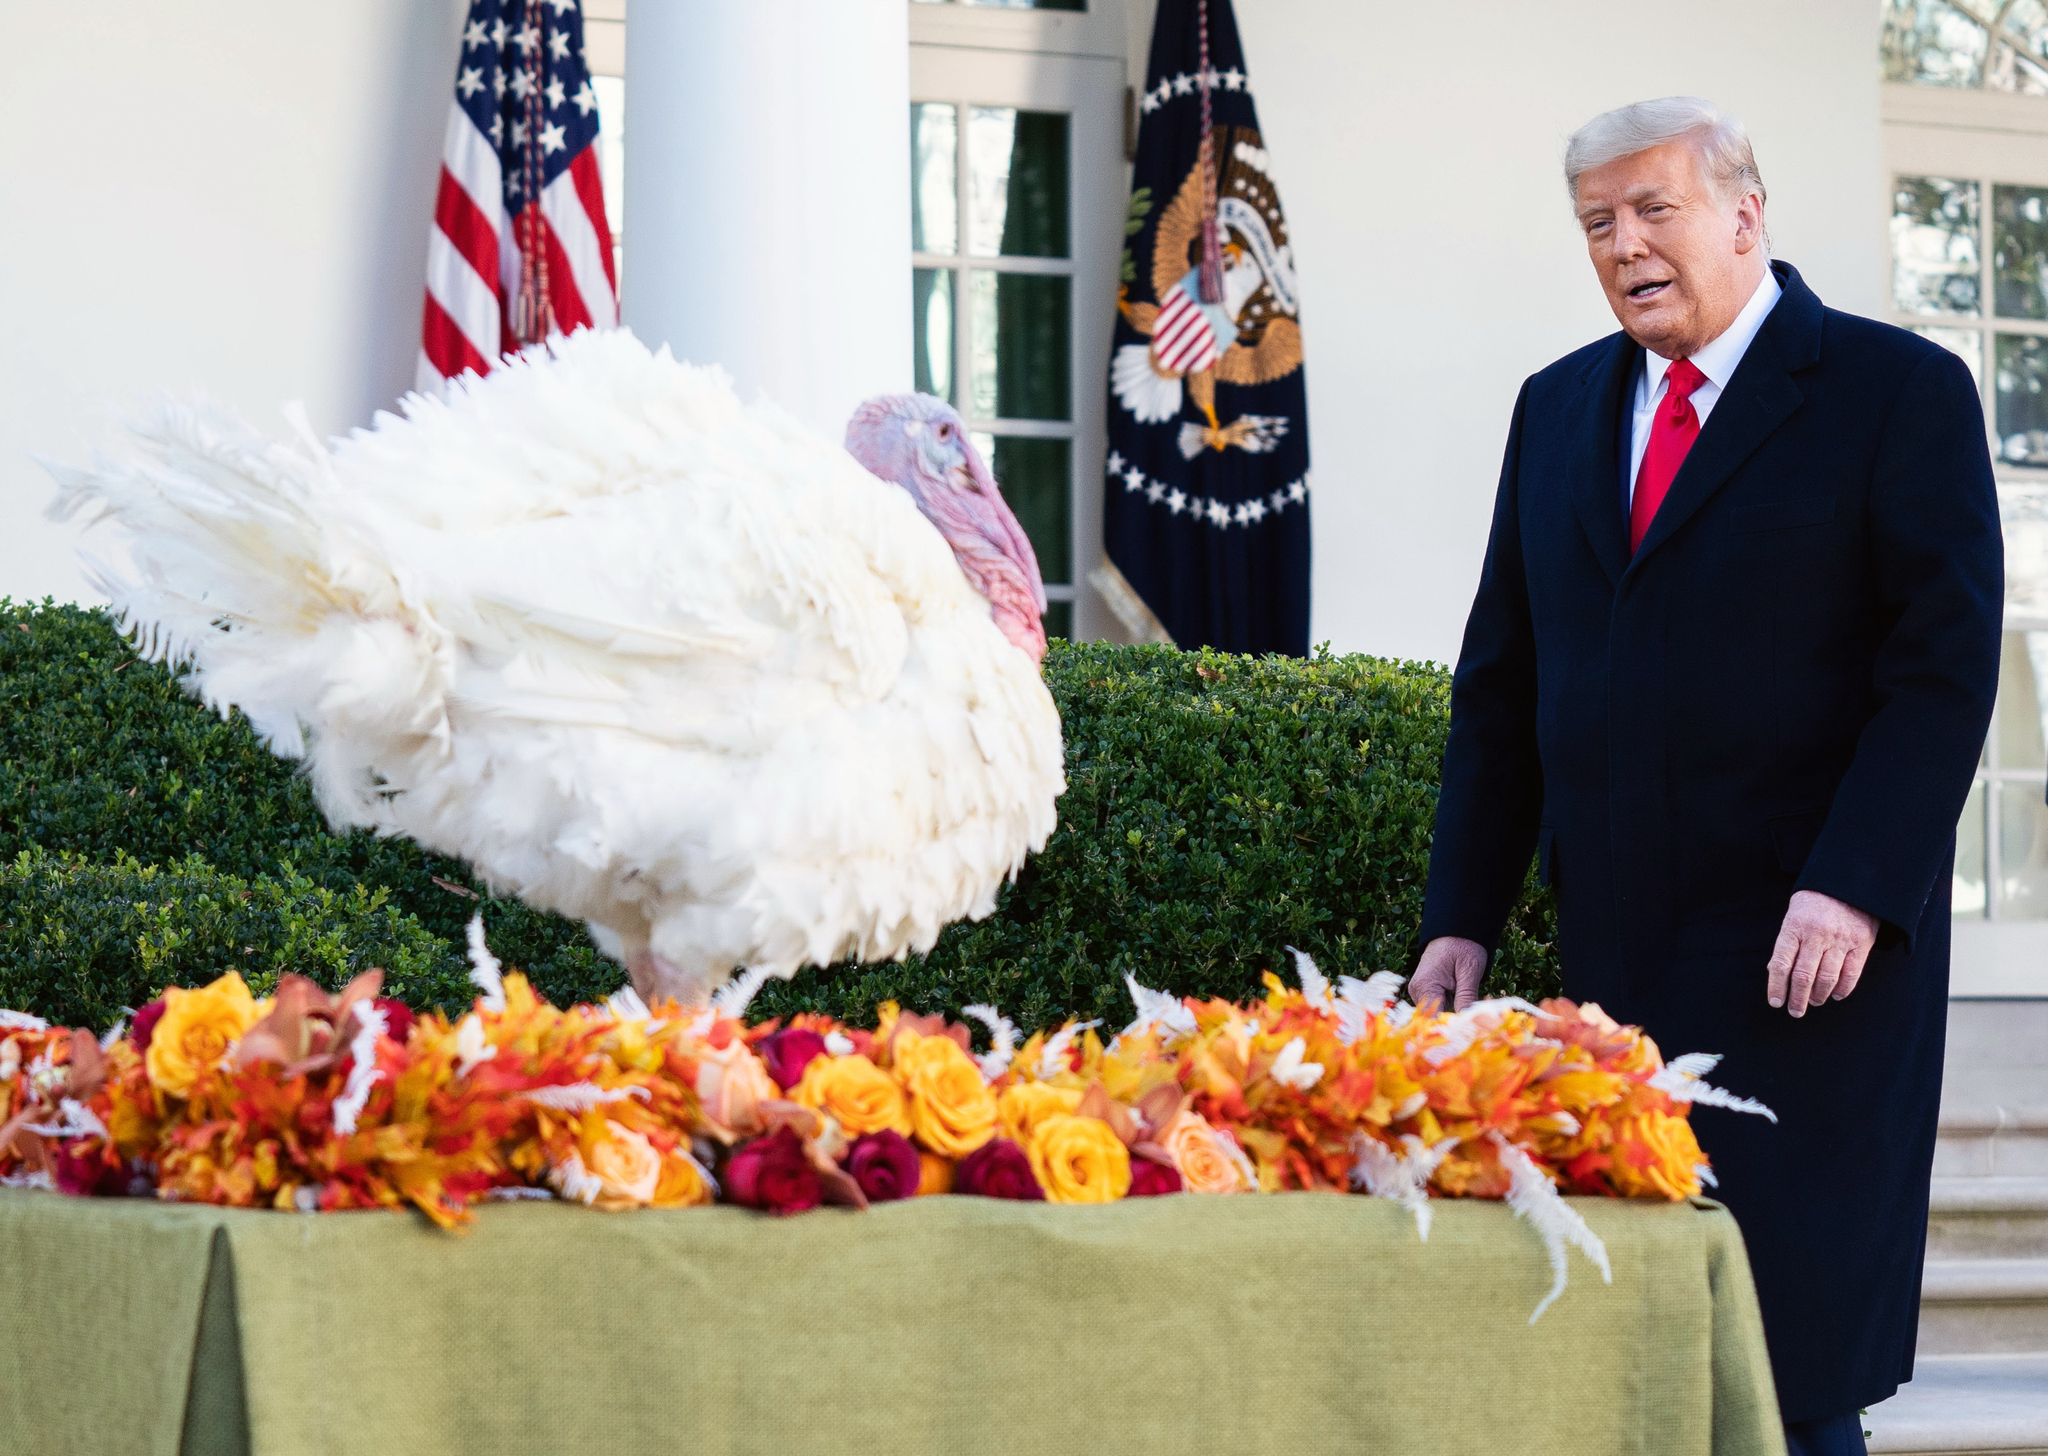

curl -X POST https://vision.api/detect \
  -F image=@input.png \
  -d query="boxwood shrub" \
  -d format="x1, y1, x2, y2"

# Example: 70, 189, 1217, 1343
0, 599, 1558, 1032
0, 852, 469, 1029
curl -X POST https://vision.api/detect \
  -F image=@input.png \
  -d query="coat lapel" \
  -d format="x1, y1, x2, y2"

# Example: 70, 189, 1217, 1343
1629, 262, 1824, 568
1569, 333, 1638, 587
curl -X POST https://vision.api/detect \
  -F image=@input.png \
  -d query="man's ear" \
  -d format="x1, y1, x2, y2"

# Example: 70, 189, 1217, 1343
1733, 192, 1765, 255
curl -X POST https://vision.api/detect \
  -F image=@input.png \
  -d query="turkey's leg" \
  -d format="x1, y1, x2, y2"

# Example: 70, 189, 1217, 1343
623, 940, 709, 1012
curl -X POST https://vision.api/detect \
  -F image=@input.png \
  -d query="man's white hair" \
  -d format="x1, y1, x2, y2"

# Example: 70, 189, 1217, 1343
1564, 96, 1766, 212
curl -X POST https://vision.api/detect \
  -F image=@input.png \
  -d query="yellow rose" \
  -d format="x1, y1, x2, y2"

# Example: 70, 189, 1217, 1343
1160, 1110, 1252, 1194
653, 1148, 715, 1207
894, 1033, 998, 1158
1027, 1114, 1132, 1204
998, 1081, 1083, 1147
1610, 1111, 1704, 1201
145, 974, 261, 1098
792, 1054, 911, 1137
583, 1119, 662, 1207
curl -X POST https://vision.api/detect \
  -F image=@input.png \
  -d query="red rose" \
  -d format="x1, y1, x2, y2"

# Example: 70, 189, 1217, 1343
1127, 1158, 1183, 1197
758, 1027, 828, 1091
955, 1137, 1044, 1200
129, 999, 167, 1054
373, 998, 416, 1045
846, 1130, 921, 1203
52, 1142, 127, 1198
724, 1127, 820, 1215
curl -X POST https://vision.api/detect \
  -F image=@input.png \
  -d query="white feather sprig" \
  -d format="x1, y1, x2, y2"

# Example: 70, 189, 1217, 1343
524, 1082, 651, 1111
1333, 971, 1407, 1046
1036, 1020, 1101, 1080
1694, 1163, 1719, 1188
711, 965, 773, 1020
1269, 1036, 1325, 1091
331, 1002, 389, 1136
548, 1150, 603, 1206
466, 915, 505, 1015
483, 1185, 556, 1201
1422, 996, 1542, 1066
961, 1005, 1018, 1082
1649, 1052, 1778, 1124
23, 1098, 110, 1141
1350, 1131, 1457, 1240
605, 986, 653, 1023
454, 1013, 496, 1078
824, 1030, 854, 1056
98, 1021, 128, 1051
0, 1009, 49, 1032
1286, 946, 1334, 1012
1119, 975, 1197, 1045
1490, 1130, 1612, 1323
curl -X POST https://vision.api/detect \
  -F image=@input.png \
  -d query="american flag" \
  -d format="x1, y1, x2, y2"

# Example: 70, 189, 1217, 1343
418, 0, 617, 391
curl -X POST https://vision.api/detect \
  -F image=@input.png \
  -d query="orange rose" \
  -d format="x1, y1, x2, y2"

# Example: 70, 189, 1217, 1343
1160, 1111, 1252, 1194
1609, 1111, 1704, 1200
997, 1081, 1082, 1147
693, 1040, 778, 1144
893, 1032, 998, 1158
584, 1119, 662, 1207
917, 1151, 955, 1196
791, 1054, 911, 1137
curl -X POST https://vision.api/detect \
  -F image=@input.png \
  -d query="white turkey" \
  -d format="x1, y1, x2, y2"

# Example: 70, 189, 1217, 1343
46, 328, 1066, 1007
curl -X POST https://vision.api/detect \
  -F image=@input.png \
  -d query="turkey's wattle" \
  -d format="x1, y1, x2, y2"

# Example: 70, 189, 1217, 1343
844, 395, 1048, 664
47, 330, 1066, 1009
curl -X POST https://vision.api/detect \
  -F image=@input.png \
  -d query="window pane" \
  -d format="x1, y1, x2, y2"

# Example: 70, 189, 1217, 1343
969, 271, 1071, 420
1910, 325, 1984, 389
1882, 0, 1991, 88
1958, 780, 1988, 918
2000, 781, 2048, 917
968, 108, 1070, 258
913, 269, 954, 402
911, 103, 957, 255
1996, 185, 2048, 319
1893, 176, 1982, 317
1996, 332, 2048, 465
989, 435, 1071, 584
1998, 631, 2048, 768
1042, 600, 1074, 639
1997, 0, 2048, 75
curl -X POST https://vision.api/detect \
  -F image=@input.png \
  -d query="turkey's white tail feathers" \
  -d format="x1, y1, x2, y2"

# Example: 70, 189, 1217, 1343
1490, 1130, 1612, 1323
466, 915, 506, 1014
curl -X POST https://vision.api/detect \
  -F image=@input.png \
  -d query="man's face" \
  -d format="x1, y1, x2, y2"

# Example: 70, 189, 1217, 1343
1575, 141, 1765, 359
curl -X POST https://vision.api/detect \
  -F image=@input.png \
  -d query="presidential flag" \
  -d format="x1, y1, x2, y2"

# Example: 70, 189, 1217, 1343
1098, 0, 1309, 656
419, 0, 617, 391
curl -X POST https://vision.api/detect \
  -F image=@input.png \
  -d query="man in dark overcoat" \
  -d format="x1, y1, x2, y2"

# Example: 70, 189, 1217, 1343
1409, 97, 2002, 1456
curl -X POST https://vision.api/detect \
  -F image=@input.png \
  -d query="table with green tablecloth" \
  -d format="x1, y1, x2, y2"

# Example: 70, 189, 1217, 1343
0, 1188, 1784, 1456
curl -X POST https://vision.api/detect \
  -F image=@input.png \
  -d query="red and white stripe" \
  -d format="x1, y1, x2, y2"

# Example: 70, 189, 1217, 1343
1150, 285, 1224, 377
417, 103, 617, 393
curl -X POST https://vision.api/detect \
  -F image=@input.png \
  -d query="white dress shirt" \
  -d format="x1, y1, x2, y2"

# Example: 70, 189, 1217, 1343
1627, 268, 1783, 502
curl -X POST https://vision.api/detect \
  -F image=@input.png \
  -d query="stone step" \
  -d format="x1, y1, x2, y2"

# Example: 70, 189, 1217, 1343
1920, 1258, 2048, 1355
1930, 1178, 2048, 1260
1865, 1352, 2048, 1454
1936, 1106, 2048, 1180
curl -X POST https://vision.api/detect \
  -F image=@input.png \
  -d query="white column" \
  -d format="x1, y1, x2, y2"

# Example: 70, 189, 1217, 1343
623, 0, 911, 440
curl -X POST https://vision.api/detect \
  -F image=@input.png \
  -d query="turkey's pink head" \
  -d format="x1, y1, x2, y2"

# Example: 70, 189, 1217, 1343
845, 393, 1049, 664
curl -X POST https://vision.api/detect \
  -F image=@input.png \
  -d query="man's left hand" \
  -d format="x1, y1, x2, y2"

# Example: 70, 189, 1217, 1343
1766, 890, 1879, 1017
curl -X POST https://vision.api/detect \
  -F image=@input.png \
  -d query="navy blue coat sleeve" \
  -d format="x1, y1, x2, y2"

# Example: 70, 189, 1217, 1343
1416, 380, 1545, 951
1796, 347, 2002, 945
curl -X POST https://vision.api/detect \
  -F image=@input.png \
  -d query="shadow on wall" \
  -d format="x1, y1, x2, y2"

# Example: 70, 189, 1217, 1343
352, 2, 467, 425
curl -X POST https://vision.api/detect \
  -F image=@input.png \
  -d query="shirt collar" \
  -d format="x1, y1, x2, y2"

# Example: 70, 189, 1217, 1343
1642, 267, 1783, 397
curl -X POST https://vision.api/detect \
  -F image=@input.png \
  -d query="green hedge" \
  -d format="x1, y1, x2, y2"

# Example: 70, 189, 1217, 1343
0, 599, 1559, 1031
0, 852, 469, 1029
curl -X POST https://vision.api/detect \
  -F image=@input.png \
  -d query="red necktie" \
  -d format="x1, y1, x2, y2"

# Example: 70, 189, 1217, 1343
1630, 356, 1706, 553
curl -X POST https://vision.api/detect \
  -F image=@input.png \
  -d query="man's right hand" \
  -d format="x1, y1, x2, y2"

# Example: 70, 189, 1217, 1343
1408, 936, 1489, 1012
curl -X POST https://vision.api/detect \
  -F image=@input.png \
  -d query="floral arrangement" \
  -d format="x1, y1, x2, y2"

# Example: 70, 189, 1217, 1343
0, 923, 1771, 1319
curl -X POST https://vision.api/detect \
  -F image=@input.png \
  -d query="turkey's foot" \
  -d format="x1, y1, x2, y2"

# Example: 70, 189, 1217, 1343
625, 947, 709, 1012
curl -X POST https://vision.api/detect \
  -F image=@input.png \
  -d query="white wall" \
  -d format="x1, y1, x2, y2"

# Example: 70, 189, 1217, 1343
1229, 0, 1885, 662
3, 0, 1884, 657
1, 0, 463, 605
